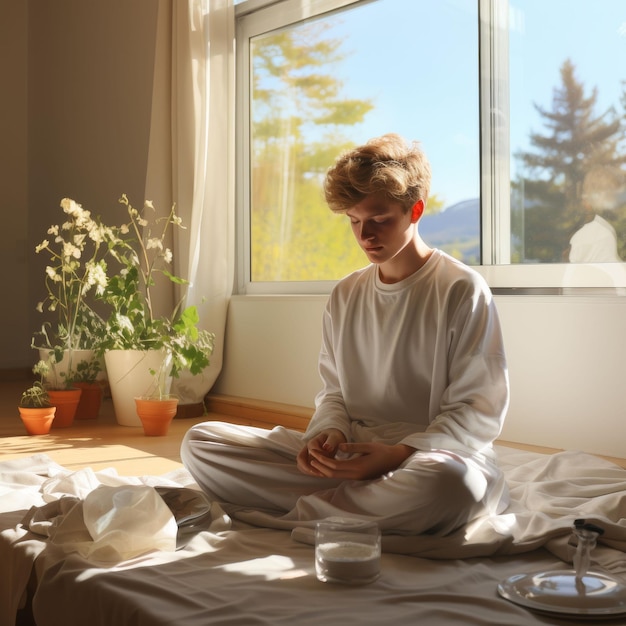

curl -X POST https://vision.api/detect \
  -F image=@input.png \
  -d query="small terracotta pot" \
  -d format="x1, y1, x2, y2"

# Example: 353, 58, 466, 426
18, 406, 57, 435
47, 388, 82, 428
74, 382, 103, 419
134, 396, 179, 436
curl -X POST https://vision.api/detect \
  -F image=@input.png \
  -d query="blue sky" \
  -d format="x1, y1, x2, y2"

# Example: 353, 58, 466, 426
314, 0, 626, 208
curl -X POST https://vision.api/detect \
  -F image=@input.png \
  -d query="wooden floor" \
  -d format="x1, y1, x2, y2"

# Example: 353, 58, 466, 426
0, 380, 273, 476
2, 379, 624, 473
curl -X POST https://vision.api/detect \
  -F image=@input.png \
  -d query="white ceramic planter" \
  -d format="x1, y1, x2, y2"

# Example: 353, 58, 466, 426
38, 348, 107, 387
104, 349, 172, 427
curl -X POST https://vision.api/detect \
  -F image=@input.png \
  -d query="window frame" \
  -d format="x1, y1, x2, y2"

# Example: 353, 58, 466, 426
235, 0, 626, 295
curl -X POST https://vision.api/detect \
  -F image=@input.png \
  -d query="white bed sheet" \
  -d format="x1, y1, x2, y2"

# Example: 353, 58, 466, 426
31, 528, 592, 626
0, 446, 624, 626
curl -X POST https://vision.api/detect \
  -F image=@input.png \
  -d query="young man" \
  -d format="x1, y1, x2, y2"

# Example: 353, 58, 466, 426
181, 134, 510, 535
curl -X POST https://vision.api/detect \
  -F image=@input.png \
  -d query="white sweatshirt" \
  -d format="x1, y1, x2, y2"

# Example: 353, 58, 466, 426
307, 249, 509, 459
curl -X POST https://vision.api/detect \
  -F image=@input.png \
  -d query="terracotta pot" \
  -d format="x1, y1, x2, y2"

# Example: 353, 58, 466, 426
18, 406, 57, 435
134, 396, 179, 436
47, 388, 82, 428
73, 382, 103, 419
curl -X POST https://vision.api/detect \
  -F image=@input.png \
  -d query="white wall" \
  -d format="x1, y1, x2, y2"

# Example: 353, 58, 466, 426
496, 295, 626, 458
0, 0, 29, 369
214, 296, 326, 406
213, 294, 626, 459
0, 0, 159, 371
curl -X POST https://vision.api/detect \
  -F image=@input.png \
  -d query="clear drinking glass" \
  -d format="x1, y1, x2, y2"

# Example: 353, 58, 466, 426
315, 517, 381, 585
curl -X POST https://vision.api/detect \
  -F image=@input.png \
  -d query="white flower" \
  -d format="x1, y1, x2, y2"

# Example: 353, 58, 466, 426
35, 240, 49, 253
85, 262, 108, 296
61, 198, 88, 223
164, 248, 173, 264
60, 197, 74, 212
46, 266, 61, 282
32, 360, 50, 376
62, 241, 81, 260
87, 222, 106, 244
146, 238, 163, 251
75, 210, 92, 229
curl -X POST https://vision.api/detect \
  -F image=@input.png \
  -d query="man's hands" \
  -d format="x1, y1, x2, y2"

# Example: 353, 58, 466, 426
296, 429, 346, 475
297, 429, 415, 481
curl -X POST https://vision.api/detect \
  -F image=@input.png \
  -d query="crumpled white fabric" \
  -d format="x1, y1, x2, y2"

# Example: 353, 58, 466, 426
24, 466, 179, 561
82, 485, 178, 560
0, 454, 230, 626
23, 484, 178, 562
40, 466, 145, 501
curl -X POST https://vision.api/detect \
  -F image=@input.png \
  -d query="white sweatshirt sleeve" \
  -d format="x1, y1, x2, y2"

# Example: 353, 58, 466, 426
400, 284, 509, 456
304, 300, 353, 442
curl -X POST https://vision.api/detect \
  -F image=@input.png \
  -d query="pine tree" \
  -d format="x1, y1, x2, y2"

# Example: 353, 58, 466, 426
515, 59, 625, 262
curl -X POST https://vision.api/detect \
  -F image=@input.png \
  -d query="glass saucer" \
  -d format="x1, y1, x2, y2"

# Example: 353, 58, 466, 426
498, 569, 626, 619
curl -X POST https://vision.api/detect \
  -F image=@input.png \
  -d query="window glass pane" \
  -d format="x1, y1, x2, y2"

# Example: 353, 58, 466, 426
249, 0, 479, 282
510, 0, 626, 265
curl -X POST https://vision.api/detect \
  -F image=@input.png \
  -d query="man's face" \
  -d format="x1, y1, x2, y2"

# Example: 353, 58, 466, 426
345, 195, 414, 265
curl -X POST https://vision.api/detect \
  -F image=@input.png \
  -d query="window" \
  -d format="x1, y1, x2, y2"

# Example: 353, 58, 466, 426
236, 0, 626, 294
502, 0, 626, 290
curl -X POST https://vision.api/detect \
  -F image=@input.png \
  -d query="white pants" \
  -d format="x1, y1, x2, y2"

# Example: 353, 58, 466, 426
181, 422, 509, 535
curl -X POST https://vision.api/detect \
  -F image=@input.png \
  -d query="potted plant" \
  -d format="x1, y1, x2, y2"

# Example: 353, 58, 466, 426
18, 361, 56, 435
32, 197, 113, 393
96, 194, 215, 427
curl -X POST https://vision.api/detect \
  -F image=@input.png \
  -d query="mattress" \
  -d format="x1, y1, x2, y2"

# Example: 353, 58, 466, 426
1, 445, 624, 626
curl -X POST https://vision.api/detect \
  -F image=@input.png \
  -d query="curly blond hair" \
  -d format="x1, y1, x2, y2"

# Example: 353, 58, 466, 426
323, 133, 431, 213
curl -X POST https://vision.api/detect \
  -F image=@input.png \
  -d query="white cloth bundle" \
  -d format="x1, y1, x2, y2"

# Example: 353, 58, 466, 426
23, 484, 178, 562
19, 465, 228, 562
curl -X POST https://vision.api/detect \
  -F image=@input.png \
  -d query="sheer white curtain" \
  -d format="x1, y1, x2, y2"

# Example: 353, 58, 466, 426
145, 0, 235, 407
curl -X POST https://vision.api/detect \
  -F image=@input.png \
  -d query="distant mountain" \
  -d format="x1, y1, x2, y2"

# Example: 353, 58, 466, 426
419, 198, 480, 263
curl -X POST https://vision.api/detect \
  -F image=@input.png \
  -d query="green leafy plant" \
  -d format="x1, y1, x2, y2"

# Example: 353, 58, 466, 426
73, 354, 103, 383
96, 194, 215, 397
29, 194, 214, 398
20, 360, 52, 408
